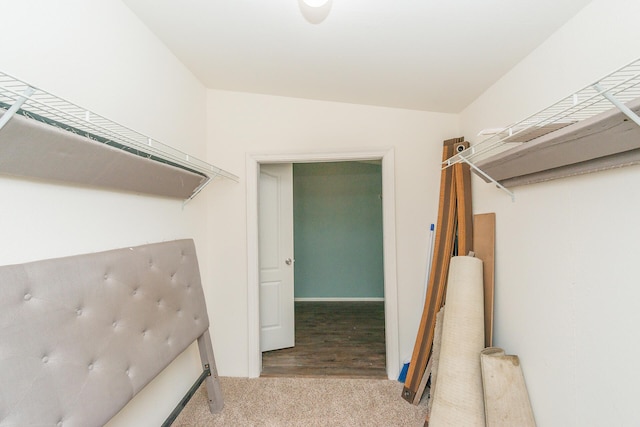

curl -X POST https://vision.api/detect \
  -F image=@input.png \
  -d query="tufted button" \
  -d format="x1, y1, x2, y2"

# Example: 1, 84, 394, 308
24, 293, 32, 301
104, 273, 109, 280
76, 308, 83, 316
42, 355, 49, 364
132, 289, 138, 296
125, 368, 131, 376
88, 363, 94, 371
142, 329, 147, 337
57, 421, 63, 427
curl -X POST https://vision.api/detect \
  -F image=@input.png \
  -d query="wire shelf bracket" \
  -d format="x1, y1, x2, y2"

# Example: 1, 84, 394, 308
0, 86, 34, 132
457, 153, 515, 202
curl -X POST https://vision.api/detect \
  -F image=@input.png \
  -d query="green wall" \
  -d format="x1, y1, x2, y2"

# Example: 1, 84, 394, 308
293, 161, 384, 299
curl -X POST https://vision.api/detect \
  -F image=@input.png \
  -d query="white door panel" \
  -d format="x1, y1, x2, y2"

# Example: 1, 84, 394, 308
259, 281, 281, 329
259, 163, 294, 352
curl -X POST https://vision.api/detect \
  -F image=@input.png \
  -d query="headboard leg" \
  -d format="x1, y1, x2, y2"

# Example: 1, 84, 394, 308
197, 330, 224, 413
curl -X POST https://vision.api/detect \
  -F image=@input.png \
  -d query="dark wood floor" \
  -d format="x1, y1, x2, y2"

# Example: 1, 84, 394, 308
261, 301, 386, 379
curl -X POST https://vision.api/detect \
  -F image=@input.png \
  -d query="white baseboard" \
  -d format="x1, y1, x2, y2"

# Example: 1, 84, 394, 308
294, 297, 385, 302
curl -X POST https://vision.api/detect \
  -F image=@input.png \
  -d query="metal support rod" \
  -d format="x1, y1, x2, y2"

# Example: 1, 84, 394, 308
0, 86, 35, 132
458, 154, 515, 202
161, 366, 211, 427
593, 83, 640, 128
183, 176, 215, 208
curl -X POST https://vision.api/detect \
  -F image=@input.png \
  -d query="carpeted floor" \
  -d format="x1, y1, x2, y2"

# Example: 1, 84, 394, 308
173, 376, 428, 426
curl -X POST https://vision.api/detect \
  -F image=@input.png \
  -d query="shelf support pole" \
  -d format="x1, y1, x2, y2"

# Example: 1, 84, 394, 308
593, 83, 640, 128
457, 154, 515, 202
0, 86, 35, 132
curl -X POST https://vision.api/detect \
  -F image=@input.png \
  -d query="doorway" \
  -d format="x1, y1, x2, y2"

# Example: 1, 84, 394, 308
261, 161, 385, 377
246, 149, 399, 379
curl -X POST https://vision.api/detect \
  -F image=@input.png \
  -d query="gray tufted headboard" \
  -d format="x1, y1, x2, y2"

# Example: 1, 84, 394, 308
0, 239, 223, 427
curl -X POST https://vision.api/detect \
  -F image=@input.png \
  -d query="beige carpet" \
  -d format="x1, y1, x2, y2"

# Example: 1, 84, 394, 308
173, 377, 429, 426
429, 256, 485, 426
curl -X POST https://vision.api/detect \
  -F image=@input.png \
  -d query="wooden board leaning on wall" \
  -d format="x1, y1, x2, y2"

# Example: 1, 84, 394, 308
402, 137, 472, 404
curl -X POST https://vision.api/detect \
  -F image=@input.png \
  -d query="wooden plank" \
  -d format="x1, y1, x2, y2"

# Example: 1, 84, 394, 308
473, 213, 496, 347
453, 141, 473, 256
436, 145, 472, 308
402, 137, 462, 403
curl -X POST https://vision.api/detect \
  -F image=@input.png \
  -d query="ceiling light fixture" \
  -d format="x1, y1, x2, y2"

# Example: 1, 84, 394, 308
298, 0, 333, 24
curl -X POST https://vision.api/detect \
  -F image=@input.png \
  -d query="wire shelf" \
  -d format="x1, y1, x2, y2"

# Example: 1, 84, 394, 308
444, 57, 640, 178
0, 71, 238, 200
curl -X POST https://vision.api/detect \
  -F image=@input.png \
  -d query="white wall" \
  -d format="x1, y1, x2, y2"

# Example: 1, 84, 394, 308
461, 0, 640, 425
1, 1, 212, 426
204, 90, 460, 376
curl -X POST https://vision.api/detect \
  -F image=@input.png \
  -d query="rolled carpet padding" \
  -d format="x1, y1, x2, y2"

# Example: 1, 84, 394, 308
480, 348, 536, 427
429, 256, 485, 426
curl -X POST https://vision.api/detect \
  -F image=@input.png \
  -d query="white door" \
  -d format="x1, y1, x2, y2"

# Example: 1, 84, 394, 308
259, 163, 295, 352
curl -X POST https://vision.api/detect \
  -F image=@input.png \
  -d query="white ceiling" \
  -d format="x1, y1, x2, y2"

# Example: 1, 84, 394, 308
123, 0, 592, 113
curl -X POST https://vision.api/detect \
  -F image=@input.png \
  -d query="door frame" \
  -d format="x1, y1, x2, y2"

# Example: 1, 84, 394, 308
246, 148, 399, 379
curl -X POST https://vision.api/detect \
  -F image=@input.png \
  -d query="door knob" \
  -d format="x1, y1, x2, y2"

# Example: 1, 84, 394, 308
285, 258, 293, 265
